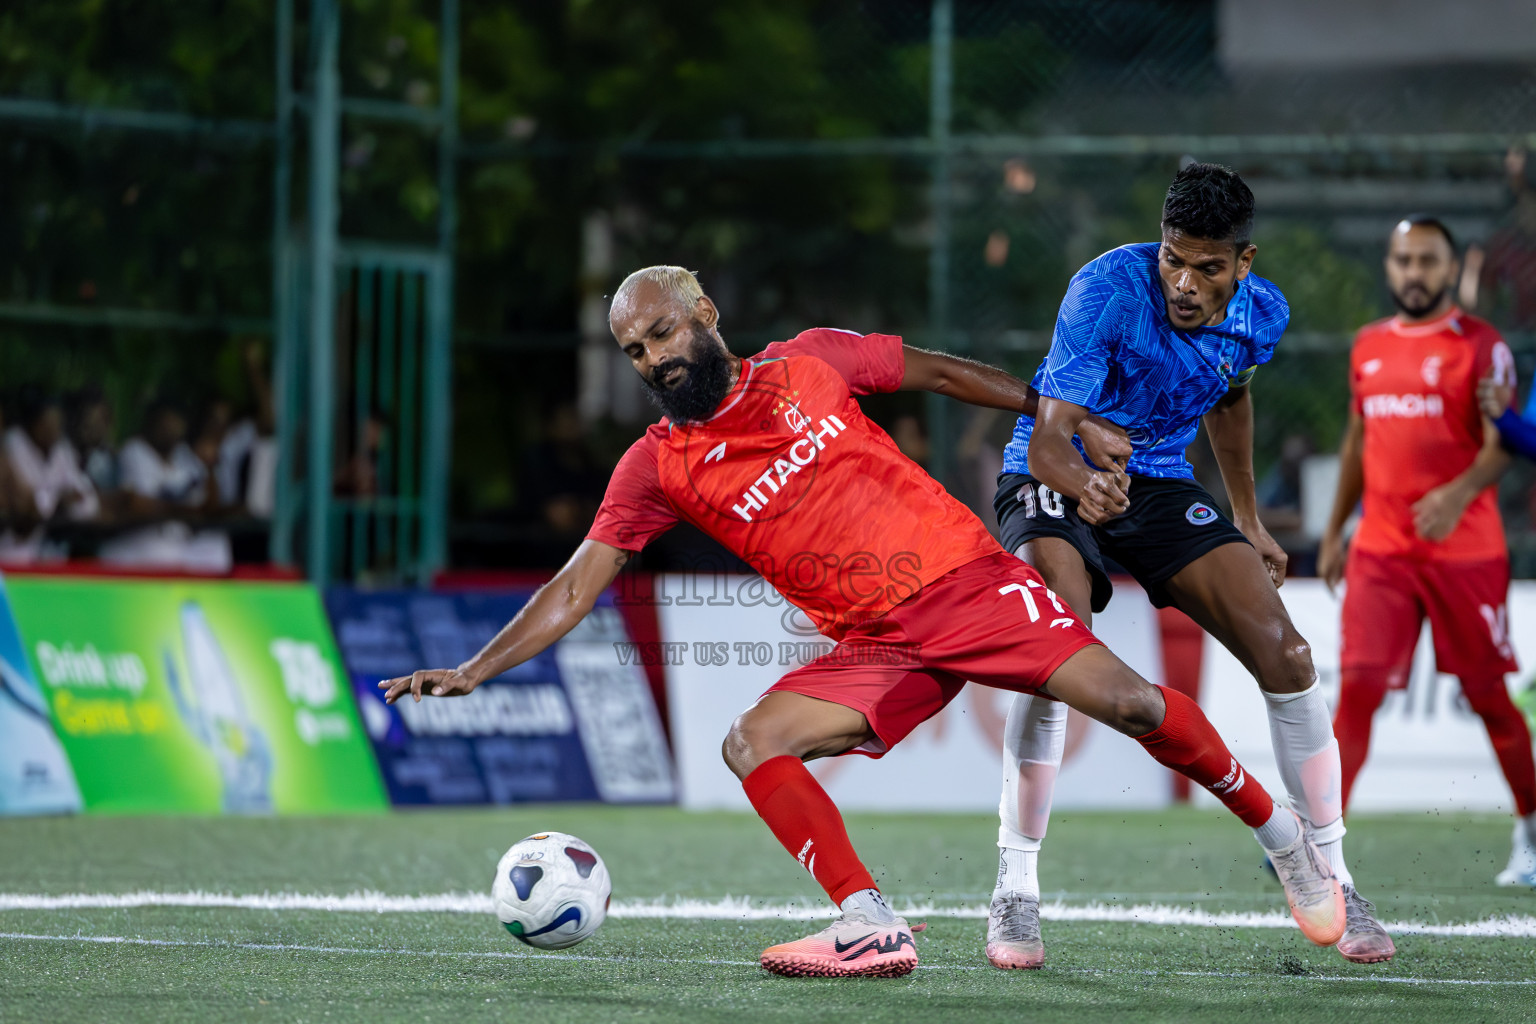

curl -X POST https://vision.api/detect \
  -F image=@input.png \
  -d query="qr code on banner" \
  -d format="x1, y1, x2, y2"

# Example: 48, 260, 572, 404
555, 608, 676, 803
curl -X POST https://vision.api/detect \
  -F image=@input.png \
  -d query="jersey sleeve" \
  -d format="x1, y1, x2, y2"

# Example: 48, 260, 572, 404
1348, 331, 1367, 415
761, 328, 905, 395
585, 430, 678, 552
1494, 406, 1536, 460
1036, 269, 1118, 408
1474, 330, 1517, 390
1247, 281, 1290, 369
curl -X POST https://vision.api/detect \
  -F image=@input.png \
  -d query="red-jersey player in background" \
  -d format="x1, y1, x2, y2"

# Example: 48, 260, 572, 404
1320, 216, 1535, 887
384, 266, 1345, 978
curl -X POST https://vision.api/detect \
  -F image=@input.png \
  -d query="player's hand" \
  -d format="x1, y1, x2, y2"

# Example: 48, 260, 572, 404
1412, 483, 1470, 543
1236, 516, 1288, 588
1079, 416, 1132, 475
1076, 470, 1130, 525
378, 667, 478, 704
1317, 530, 1346, 595
1478, 373, 1515, 421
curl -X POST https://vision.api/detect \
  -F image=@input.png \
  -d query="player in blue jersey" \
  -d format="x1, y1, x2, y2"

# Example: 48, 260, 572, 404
983, 164, 1396, 968
1480, 372, 1536, 459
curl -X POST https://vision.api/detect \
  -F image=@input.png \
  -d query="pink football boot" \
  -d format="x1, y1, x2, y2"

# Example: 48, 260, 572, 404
760, 911, 918, 978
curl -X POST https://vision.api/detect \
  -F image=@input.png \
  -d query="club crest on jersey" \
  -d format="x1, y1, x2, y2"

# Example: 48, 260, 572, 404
1185, 502, 1217, 526
1420, 355, 1442, 387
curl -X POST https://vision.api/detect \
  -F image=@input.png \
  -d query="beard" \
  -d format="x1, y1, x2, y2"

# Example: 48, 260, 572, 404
1391, 282, 1449, 318
640, 322, 735, 423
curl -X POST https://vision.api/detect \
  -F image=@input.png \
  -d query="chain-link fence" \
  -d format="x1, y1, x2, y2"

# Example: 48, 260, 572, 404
6, 1, 1536, 574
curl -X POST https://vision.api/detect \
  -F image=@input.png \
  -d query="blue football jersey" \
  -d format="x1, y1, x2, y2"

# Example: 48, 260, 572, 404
1003, 243, 1290, 479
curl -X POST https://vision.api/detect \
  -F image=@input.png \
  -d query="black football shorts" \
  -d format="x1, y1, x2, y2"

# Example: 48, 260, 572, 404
993, 472, 1252, 613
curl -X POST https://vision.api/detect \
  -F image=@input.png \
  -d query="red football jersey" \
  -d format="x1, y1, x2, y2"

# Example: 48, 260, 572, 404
587, 329, 1004, 639
1349, 308, 1515, 561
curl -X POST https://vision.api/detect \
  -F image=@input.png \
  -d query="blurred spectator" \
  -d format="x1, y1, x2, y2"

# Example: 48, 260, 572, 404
334, 410, 389, 499
66, 387, 118, 496
4, 387, 100, 529
98, 398, 231, 572
1461, 147, 1536, 329
1257, 433, 1313, 536
954, 407, 1006, 535
0, 406, 42, 562
210, 340, 279, 515
517, 403, 605, 535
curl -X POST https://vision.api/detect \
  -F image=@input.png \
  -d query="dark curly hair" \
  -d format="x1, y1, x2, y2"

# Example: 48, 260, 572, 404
1161, 162, 1255, 250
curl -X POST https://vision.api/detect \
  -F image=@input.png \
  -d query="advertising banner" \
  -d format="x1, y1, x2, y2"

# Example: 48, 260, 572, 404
0, 578, 81, 816
5, 578, 386, 814
326, 589, 674, 806
1196, 579, 1536, 813
659, 574, 1171, 812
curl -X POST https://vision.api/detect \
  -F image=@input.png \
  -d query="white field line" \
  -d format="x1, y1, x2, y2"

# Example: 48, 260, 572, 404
2, 891, 1536, 938
0, 930, 1533, 987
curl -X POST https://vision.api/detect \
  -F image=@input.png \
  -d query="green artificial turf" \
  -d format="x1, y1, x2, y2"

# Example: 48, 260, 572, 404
1, 807, 1533, 1023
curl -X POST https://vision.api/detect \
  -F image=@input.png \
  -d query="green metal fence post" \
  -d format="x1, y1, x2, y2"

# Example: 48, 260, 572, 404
270, 0, 296, 565
927, 0, 955, 485
420, 0, 459, 582
305, 0, 340, 585
353, 266, 376, 577
398, 272, 420, 574
375, 268, 398, 567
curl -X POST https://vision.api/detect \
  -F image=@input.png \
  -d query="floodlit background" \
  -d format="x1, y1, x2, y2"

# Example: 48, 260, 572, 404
4, 0, 1536, 582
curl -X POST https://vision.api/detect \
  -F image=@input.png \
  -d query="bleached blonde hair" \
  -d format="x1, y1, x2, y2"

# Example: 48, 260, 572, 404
611, 265, 704, 318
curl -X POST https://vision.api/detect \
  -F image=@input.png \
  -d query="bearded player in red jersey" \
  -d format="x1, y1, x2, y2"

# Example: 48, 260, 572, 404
382, 266, 1345, 978
1319, 216, 1536, 886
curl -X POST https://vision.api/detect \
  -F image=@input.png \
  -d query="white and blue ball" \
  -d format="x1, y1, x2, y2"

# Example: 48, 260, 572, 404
492, 831, 611, 949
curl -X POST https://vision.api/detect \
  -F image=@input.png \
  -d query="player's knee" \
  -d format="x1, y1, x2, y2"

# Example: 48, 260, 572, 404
1459, 677, 1517, 718
722, 709, 794, 779
1262, 635, 1316, 694
1107, 685, 1164, 737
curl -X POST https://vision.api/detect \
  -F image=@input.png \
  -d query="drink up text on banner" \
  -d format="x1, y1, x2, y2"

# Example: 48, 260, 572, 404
6, 578, 386, 814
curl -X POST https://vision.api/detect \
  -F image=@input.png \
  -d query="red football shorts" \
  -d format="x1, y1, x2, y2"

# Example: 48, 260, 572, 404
1341, 549, 1518, 684
765, 551, 1101, 756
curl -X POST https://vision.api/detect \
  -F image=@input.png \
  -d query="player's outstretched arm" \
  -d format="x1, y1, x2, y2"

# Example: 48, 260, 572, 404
1203, 384, 1287, 587
1028, 396, 1129, 524
378, 539, 631, 704
1318, 411, 1364, 593
899, 346, 1131, 469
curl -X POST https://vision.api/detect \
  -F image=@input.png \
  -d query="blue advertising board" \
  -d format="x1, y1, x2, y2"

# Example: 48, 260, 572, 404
0, 577, 82, 816
326, 588, 674, 806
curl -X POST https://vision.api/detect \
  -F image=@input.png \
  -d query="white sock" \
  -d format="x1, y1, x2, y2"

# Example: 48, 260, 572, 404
1252, 802, 1302, 853
1262, 681, 1349, 829
999, 693, 1066, 849
996, 693, 1061, 902
1317, 837, 1354, 887
994, 847, 1040, 901
840, 888, 896, 924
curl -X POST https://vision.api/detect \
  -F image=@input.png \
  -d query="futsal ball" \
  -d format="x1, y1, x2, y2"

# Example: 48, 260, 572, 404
492, 831, 611, 949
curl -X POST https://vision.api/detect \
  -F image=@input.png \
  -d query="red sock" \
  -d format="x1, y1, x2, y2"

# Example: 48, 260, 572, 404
742, 755, 876, 905
1136, 686, 1276, 828
1334, 668, 1389, 813
1462, 675, 1536, 817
